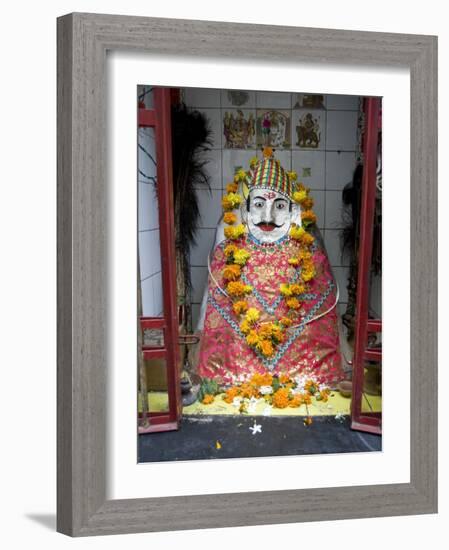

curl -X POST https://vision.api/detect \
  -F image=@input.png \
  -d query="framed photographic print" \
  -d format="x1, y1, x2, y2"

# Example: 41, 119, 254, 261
57, 13, 437, 536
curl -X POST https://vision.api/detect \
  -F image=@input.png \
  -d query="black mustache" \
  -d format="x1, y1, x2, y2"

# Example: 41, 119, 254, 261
255, 221, 282, 228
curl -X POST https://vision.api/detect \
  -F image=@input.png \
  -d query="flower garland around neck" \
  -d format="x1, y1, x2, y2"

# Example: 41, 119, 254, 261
220, 150, 318, 359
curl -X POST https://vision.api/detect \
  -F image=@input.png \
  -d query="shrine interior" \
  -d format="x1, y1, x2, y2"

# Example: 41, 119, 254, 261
137, 86, 382, 461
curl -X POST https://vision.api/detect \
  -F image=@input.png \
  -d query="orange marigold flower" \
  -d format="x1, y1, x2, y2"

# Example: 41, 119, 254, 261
240, 319, 251, 334
251, 372, 273, 386
298, 249, 312, 262
224, 243, 238, 257
286, 297, 301, 310
280, 316, 293, 327
272, 388, 290, 409
258, 323, 274, 339
233, 300, 249, 315
301, 232, 315, 246
289, 395, 303, 408
202, 394, 215, 405
304, 416, 313, 426
258, 339, 274, 357
223, 212, 237, 225
290, 283, 306, 295
226, 182, 238, 194
227, 281, 247, 297
302, 393, 312, 405
301, 209, 317, 226
279, 373, 290, 384
223, 387, 239, 403
271, 325, 285, 343
263, 146, 273, 158
223, 263, 241, 281
302, 197, 314, 210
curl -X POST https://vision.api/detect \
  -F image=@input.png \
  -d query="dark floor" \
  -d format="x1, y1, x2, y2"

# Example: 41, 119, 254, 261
138, 414, 382, 462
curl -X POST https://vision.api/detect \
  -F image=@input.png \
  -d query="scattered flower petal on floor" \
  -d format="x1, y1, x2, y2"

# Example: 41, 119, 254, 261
249, 421, 262, 435
216, 441, 222, 449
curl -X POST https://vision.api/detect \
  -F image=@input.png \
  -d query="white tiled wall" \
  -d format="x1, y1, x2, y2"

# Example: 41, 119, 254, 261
183, 88, 362, 327
137, 85, 164, 317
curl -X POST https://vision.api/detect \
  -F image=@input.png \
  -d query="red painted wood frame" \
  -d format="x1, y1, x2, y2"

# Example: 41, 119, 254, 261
138, 88, 182, 434
350, 97, 382, 435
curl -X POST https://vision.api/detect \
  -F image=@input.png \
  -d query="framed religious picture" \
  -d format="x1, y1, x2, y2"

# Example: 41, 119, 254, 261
57, 13, 437, 536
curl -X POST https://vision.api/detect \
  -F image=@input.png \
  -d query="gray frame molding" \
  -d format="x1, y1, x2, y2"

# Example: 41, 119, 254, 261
57, 12, 437, 536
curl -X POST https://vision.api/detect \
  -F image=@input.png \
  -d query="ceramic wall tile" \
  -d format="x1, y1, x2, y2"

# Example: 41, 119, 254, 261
197, 108, 222, 150
325, 190, 345, 229
291, 109, 325, 151
221, 89, 256, 108
222, 149, 257, 185
195, 188, 223, 229
190, 228, 216, 267
191, 266, 209, 303
222, 109, 256, 149
324, 229, 349, 267
326, 110, 358, 151
256, 91, 291, 109
332, 266, 350, 303
325, 151, 357, 191
310, 189, 325, 230
256, 109, 291, 149
139, 229, 161, 280
138, 181, 159, 232
291, 150, 325, 190
196, 149, 222, 190
326, 94, 359, 111
183, 87, 221, 108
291, 93, 326, 110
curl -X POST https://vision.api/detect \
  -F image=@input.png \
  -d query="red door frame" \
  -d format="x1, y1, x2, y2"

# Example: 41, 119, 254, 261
350, 97, 382, 435
138, 88, 181, 433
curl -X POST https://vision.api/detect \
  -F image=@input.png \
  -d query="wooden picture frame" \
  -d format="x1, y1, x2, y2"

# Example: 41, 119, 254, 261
57, 13, 437, 536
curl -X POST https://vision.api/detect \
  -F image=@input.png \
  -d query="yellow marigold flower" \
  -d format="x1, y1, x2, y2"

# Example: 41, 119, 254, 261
233, 249, 251, 266
301, 209, 317, 225
289, 395, 302, 408
296, 182, 310, 194
246, 330, 259, 346
233, 300, 249, 315
223, 264, 241, 281
221, 195, 233, 211
224, 243, 237, 257
222, 192, 242, 211
288, 257, 300, 266
202, 394, 215, 405
240, 319, 251, 334
293, 189, 308, 204
280, 316, 293, 327
286, 297, 301, 310
280, 283, 293, 297
301, 261, 316, 282
227, 281, 247, 296
223, 211, 237, 225
233, 224, 246, 238
290, 283, 306, 295
272, 388, 290, 408
298, 249, 312, 262
234, 169, 248, 182
302, 393, 312, 405
245, 307, 260, 324
289, 225, 306, 241
258, 339, 274, 357
288, 170, 298, 182
226, 182, 238, 194
249, 156, 259, 168
243, 284, 253, 294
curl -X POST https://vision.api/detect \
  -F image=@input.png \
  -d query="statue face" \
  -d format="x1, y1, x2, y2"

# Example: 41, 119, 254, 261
246, 188, 295, 243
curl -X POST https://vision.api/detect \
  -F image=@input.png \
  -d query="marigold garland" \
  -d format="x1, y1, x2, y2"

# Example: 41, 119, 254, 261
220, 161, 319, 359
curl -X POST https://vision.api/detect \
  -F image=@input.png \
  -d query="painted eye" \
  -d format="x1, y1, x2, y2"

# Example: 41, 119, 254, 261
254, 201, 264, 208
276, 202, 286, 210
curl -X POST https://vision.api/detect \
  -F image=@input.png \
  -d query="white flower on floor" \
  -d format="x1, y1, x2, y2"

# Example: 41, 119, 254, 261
262, 405, 273, 416
249, 421, 262, 435
259, 385, 273, 395
335, 412, 346, 422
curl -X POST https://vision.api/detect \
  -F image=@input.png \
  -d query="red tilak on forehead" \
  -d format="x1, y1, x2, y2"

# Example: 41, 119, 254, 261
263, 191, 277, 199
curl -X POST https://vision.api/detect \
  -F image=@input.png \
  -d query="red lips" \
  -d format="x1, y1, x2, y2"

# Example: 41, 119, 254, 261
258, 223, 276, 232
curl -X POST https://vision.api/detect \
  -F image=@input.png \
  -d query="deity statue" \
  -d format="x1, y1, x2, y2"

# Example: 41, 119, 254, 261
195, 148, 344, 388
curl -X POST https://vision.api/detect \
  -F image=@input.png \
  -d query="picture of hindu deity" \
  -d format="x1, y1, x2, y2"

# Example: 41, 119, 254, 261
296, 112, 321, 149
223, 109, 255, 149
256, 110, 291, 149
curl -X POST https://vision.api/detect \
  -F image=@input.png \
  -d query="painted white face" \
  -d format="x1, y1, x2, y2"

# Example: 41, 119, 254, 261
246, 188, 295, 243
